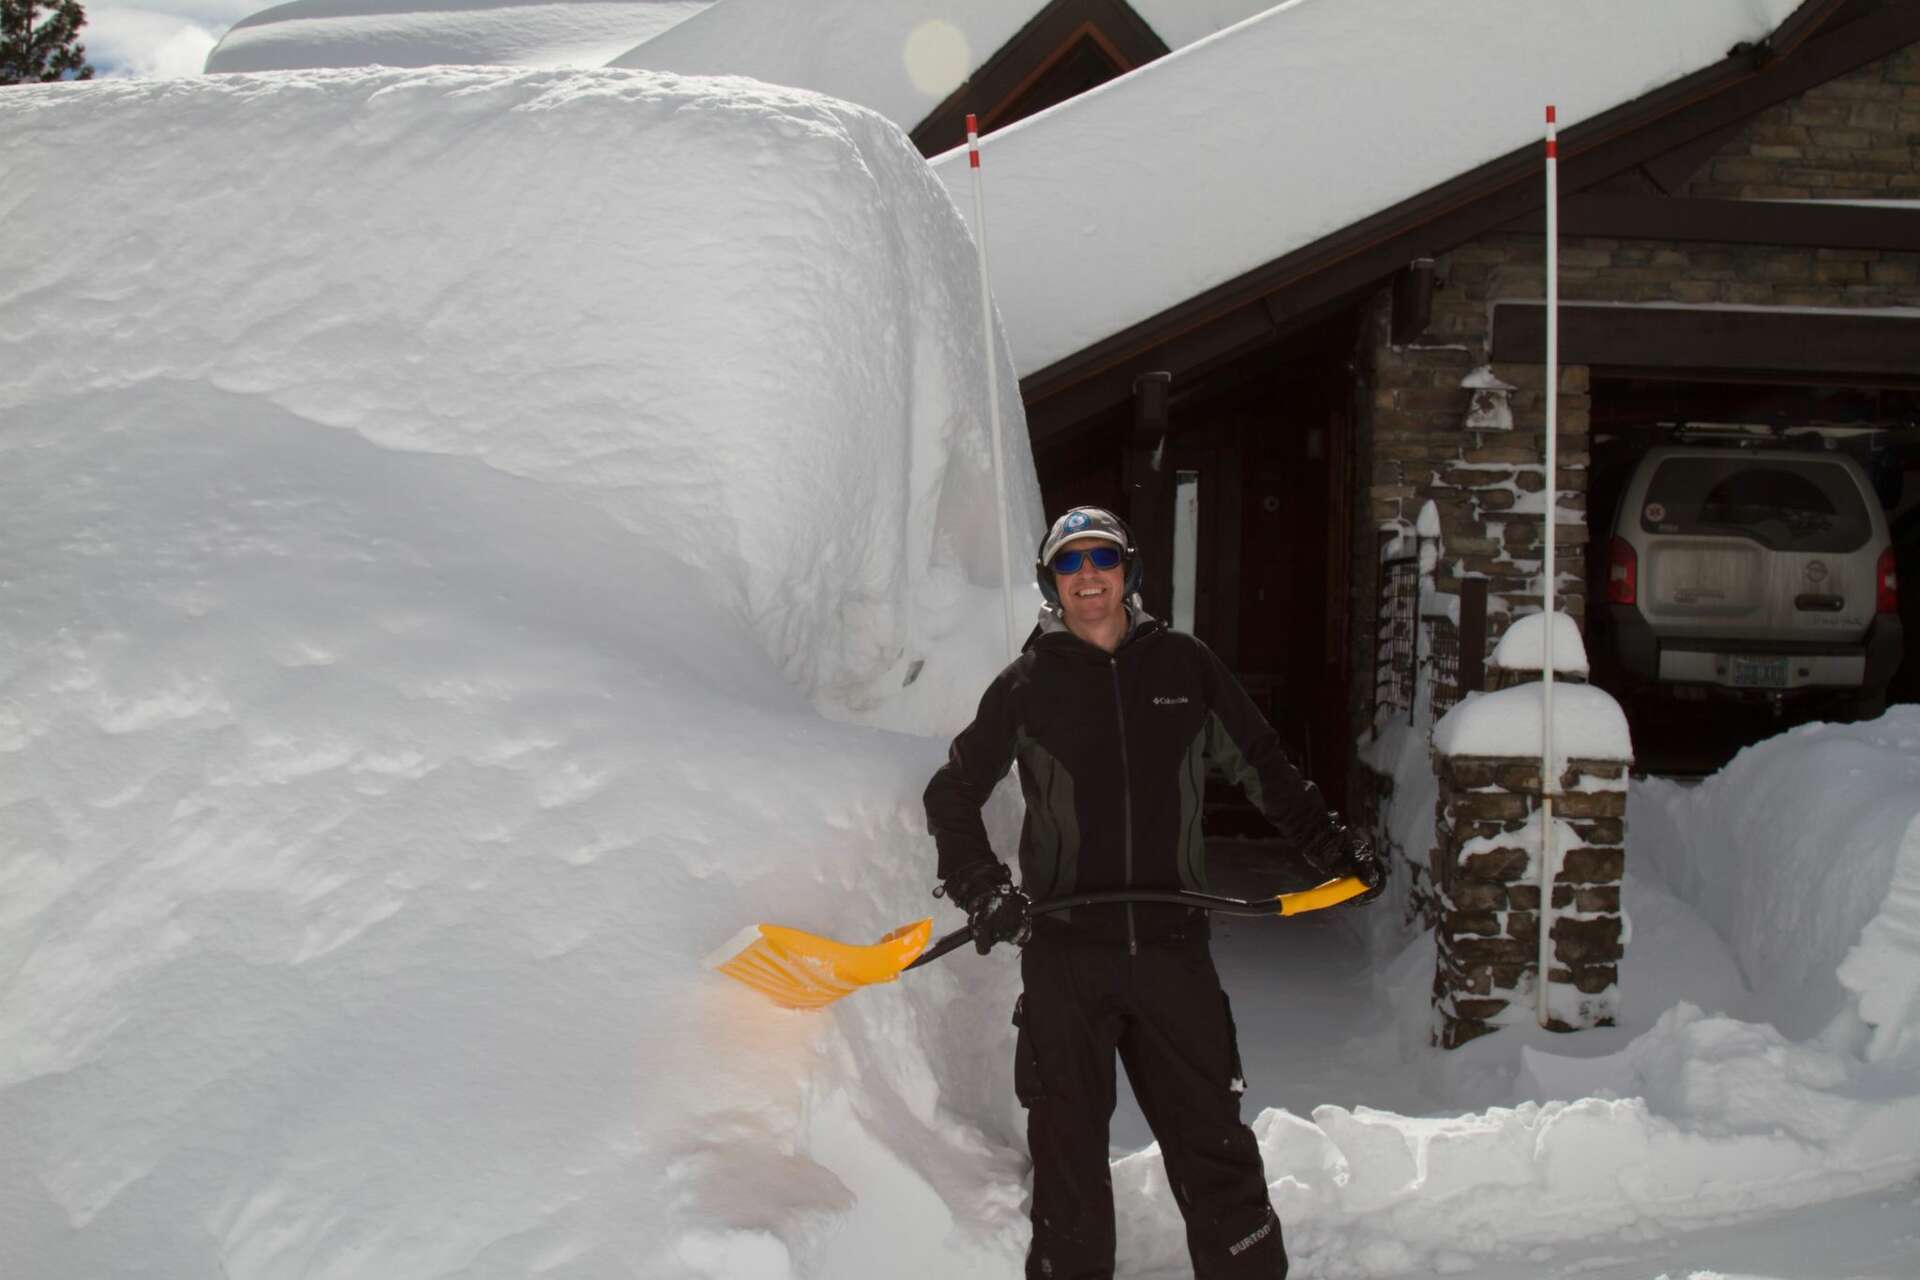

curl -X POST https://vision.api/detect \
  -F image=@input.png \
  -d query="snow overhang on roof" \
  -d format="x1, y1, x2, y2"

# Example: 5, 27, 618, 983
608, 0, 1277, 140
925, 0, 1902, 403
607, 0, 1057, 131
205, 0, 713, 74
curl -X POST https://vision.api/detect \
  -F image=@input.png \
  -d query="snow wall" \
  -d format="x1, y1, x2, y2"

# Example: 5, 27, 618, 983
2, 67, 1042, 1278
1633, 710, 1920, 1060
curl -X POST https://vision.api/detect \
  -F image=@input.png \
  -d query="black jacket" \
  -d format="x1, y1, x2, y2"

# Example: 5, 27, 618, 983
924, 609, 1346, 948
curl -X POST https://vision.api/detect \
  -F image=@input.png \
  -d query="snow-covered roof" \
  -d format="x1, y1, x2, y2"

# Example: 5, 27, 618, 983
607, 0, 1055, 131
929, 0, 1804, 379
1131, 0, 1275, 49
607, 0, 1280, 133
205, 0, 711, 74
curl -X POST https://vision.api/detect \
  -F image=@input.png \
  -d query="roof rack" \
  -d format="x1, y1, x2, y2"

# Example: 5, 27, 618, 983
1662, 422, 1894, 450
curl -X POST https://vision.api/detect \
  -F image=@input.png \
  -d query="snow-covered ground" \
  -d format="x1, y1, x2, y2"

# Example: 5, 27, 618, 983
6, 62, 1920, 1280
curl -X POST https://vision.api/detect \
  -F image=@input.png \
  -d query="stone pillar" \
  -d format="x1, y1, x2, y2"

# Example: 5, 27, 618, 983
1430, 748, 1627, 1048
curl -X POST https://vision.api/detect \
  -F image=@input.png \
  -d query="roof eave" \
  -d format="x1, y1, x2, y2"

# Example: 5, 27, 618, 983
1020, 0, 1913, 418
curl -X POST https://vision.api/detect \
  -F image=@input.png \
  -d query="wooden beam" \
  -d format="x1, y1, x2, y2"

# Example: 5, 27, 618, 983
1026, 273, 1383, 443
1503, 192, 1920, 252
1639, 119, 1748, 194
1026, 297, 1279, 445
1491, 303, 1920, 379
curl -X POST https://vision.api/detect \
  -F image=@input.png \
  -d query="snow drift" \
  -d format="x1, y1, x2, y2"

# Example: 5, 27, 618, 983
1633, 711, 1920, 1059
205, 0, 710, 74
2, 66, 1040, 1278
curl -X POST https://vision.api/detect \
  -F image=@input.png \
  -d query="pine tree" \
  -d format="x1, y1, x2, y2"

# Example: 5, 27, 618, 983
1, 0, 95, 85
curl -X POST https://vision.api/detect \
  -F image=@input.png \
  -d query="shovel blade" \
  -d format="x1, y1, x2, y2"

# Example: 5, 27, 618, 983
709, 918, 935, 1010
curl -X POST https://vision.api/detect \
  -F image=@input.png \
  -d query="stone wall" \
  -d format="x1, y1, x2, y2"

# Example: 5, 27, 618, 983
1352, 42, 1912, 1027
1430, 748, 1627, 1048
1685, 40, 1920, 200
1368, 303, 1591, 645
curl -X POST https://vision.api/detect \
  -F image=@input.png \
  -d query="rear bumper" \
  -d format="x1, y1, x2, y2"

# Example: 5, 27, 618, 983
1603, 606, 1904, 693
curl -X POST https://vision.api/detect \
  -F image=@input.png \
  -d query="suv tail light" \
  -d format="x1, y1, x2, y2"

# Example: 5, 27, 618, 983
1878, 546, 1898, 615
1607, 537, 1638, 606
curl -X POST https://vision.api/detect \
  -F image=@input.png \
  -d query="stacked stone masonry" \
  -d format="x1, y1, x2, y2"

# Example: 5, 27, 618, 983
1686, 41, 1920, 200
1354, 38, 1913, 1050
1431, 750, 1628, 1049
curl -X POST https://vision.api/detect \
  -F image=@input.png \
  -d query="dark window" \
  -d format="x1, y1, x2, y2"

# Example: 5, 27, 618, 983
1640, 457, 1873, 553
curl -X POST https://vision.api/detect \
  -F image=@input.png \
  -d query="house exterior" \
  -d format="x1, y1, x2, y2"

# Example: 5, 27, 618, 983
924, 0, 1919, 818
208, 0, 1918, 813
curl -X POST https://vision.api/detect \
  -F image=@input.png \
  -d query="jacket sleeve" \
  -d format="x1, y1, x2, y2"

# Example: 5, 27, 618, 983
923, 665, 1022, 886
1194, 639, 1348, 875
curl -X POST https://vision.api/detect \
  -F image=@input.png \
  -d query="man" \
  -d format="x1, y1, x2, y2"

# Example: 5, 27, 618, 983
924, 505, 1382, 1280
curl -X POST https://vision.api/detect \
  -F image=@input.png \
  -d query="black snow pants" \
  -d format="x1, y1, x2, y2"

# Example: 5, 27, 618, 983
1015, 930, 1287, 1280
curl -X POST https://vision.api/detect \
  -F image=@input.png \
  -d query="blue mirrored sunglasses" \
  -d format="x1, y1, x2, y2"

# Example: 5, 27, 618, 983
1050, 545, 1124, 574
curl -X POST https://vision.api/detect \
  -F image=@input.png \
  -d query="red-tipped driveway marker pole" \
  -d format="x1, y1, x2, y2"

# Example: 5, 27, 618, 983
967, 113, 1019, 661
1538, 104, 1561, 1028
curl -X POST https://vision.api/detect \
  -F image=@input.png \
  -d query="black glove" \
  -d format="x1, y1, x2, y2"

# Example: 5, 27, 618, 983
966, 884, 1033, 954
1336, 826, 1387, 906
940, 862, 1033, 954
1306, 814, 1386, 906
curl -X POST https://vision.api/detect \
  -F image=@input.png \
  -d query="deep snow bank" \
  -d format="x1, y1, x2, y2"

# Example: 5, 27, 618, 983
206, 0, 710, 73
4, 67, 1040, 732
1257, 707, 1920, 1276
2, 67, 1039, 1278
1634, 709, 1920, 1053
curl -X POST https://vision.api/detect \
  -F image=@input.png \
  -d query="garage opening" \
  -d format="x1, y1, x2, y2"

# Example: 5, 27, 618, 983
1586, 373, 1920, 771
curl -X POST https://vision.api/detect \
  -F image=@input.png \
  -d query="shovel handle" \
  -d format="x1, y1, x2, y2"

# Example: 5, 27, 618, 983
904, 876, 1368, 972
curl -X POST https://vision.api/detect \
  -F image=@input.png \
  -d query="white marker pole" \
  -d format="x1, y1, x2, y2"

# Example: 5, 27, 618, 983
968, 113, 1020, 661
1538, 104, 1560, 1028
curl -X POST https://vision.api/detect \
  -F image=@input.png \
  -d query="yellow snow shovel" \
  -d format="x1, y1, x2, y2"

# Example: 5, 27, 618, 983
711, 876, 1370, 1011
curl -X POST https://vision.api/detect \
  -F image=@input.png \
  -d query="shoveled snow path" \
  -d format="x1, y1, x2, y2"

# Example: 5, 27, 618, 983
1119, 1183, 1920, 1280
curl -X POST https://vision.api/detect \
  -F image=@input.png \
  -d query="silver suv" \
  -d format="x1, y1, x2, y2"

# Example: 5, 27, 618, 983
1598, 444, 1903, 718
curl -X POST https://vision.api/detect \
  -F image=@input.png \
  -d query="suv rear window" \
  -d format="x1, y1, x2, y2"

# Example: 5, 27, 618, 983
1638, 456, 1872, 553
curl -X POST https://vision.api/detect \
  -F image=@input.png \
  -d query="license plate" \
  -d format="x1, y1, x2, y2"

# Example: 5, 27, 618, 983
1729, 656, 1789, 688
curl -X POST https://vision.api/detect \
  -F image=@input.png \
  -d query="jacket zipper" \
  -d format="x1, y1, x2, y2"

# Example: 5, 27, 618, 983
1109, 655, 1137, 956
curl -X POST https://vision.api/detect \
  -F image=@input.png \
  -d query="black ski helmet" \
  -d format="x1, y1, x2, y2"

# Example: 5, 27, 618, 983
1035, 506, 1143, 606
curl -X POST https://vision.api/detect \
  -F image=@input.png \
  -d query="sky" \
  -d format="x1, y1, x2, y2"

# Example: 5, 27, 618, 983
83, 0, 251, 76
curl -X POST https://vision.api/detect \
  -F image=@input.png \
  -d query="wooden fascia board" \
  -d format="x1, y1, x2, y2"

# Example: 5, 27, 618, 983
909, 0, 1169, 156
1025, 288, 1363, 446
1504, 193, 1920, 252
1490, 302, 1920, 380
1020, 0, 1917, 411
981, 21, 1131, 132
